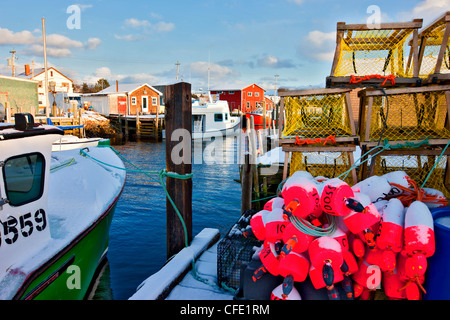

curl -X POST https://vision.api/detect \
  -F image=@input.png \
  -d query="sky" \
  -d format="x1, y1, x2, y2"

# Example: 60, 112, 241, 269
0, 0, 449, 94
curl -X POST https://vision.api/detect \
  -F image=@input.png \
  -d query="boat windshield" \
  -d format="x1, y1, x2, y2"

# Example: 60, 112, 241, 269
2, 153, 45, 206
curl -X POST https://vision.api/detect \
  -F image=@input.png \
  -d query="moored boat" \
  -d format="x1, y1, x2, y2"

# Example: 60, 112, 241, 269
192, 99, 241, 139
0, 113, 126, 300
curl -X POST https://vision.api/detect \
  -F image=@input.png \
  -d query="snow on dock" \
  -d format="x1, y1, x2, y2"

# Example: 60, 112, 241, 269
129, 228, 234, 300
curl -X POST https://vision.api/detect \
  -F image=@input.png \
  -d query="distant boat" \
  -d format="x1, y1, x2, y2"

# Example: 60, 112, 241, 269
0, 113, 126, 300
192, 100, 240, 139
52, 135, 107, 152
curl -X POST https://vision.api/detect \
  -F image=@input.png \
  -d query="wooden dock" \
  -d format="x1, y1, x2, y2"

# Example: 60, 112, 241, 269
109, 114, 165, 141
128, 228, 233, 300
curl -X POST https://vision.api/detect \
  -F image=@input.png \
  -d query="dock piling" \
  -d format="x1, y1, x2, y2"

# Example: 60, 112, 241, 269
164, 82, 193, 259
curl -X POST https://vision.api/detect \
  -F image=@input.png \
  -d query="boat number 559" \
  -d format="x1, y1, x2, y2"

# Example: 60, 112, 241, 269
0, 209, 47, 246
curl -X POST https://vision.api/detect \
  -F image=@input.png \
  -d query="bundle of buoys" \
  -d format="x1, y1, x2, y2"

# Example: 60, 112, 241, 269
247, 170, 446, 300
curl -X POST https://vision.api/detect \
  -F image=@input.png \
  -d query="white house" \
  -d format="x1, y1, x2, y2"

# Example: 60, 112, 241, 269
18, 66, 74, 110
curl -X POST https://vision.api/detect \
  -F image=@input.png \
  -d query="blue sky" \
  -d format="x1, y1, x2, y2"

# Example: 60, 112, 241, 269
0, 0, 448, 94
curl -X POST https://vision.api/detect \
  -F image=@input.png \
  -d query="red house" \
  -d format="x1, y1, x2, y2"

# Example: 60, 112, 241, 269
211, 84, 271, 113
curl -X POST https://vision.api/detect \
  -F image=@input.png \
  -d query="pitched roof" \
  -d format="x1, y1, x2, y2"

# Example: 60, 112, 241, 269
210, 83, 266, 92
96, 83, 163, 95
17, 67, 73, 82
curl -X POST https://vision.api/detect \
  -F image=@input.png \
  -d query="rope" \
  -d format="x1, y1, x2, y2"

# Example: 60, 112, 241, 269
290, 213, 338, 237
79, 146, 222, 289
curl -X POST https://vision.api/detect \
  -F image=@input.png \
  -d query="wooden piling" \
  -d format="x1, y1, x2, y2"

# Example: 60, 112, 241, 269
164, 82, 193, 259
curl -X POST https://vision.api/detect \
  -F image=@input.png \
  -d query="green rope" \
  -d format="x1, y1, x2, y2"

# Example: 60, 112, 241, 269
79, 147, 226, 290
290, 214, 338, 237
421, 139, 450, 189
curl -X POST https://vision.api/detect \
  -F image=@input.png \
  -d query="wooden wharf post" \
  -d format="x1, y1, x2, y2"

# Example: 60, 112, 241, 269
164, 82, 193, 259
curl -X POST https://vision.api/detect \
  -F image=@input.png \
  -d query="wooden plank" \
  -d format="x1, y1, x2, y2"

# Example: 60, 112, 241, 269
360, 139, 450, 148
278, 87, 351, 97
412, 28, 420, 78
337, 20, 422, 31
326, 76, 420, 88
362, 84, 450, 97
330, 30, 344, 77
280, 135, 359, 144
241, 153, 253, 212
364, 97, 373, 142
345, 92, 356, 135
164, 82, 193, 259
283, 150, 290, 180
278, 96, 285, 139
434, 21, 450, 75
282, 146, 356, 153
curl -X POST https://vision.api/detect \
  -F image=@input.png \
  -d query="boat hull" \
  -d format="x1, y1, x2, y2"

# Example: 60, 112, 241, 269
245, 113, 271, 128
14, 192, 122, 300
192, 117, 241, 140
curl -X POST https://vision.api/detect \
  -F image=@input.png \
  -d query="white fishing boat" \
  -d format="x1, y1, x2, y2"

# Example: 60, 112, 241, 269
192, 100, 241, 140
0, 113, 126, 300
52, 135, 106, 152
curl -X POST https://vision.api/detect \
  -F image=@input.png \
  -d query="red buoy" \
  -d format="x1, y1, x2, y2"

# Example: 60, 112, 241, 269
320, 178, 355, 216
377, 198, 405, 253
281, 175, 320, 219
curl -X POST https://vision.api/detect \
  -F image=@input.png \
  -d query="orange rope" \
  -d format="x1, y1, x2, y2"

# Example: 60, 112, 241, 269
388, 177, 448, 207
349, 74, 396, 86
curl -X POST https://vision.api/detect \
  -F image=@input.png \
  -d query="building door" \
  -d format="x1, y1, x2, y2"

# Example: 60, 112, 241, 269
142, 96, 148, 113
118, 96, 127, 115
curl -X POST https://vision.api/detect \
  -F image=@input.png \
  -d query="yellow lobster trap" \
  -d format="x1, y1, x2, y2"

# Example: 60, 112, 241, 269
288, 150, 357, 186
327, 19, 423, 88
359, 85, 450, 145
279, 88, 357, 139
408, 11, 450, 83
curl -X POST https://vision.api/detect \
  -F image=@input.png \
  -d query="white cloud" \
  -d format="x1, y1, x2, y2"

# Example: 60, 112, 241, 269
257, 55, 296, 68
298, 30, 336, 61
125, 18, 152, 29
398, 0, 450, 25
22, 44, 73, 58
46, 34, 84, 49
0, 27, 39, 45
81, 67, 159, 86
154, 21, 175, 33
114, 34, 145, 41
85, 38, 102, 50
189, 61, 234, 79
118, 17, 175, 38
288, 0, 304, 5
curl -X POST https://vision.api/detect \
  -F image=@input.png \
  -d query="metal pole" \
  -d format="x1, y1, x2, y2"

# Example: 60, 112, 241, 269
42, 18, 50, 117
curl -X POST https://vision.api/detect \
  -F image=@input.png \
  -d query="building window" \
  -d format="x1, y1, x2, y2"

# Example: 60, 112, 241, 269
248, 92, 252, 97
152, 97, 157, 106
3, 153, 45, 207
50, 71, 53, 77
214, 113, 223, 122
255, 92, 259, 97
229, 91, 234, 95
131, 97, 137, 105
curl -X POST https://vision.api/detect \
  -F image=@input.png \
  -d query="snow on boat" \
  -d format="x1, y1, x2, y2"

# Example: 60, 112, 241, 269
192, 100, 241, 139
0, 113, 126, 300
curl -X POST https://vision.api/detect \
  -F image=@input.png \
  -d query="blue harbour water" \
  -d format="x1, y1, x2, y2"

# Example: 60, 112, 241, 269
102, 137, 242, 300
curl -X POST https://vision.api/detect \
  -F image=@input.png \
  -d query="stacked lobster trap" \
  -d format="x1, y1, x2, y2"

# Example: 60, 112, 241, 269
279, 88, 359, 185
357, 85, 450, 198
411, 11, 450, 84
326, 19, 423, 88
